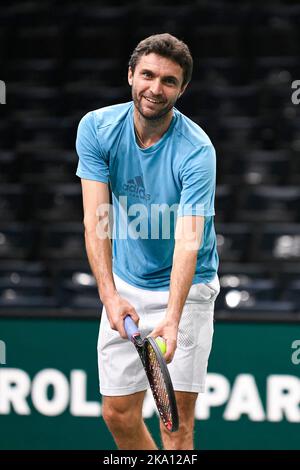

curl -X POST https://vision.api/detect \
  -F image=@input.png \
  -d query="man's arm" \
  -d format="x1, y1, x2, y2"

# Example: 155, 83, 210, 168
149, 215, 204, 363
81, 179, 139, 338
82, 179, 115, 301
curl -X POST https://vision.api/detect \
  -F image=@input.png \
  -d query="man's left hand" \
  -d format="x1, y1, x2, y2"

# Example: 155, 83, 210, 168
148, 318, 178, 364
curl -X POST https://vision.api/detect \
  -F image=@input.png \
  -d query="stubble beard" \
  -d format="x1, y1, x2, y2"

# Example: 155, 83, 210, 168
132, 90, 176, 122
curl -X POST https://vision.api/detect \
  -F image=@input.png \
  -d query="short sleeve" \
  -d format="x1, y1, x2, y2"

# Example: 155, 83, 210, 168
177, 144, 216, 217
75, 112, 109, 183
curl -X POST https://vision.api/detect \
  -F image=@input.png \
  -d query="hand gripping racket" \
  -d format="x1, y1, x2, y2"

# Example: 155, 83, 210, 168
124, 315, 179, 432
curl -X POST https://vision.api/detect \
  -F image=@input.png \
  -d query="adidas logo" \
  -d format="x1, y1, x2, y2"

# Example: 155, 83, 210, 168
122, 176, 151, 201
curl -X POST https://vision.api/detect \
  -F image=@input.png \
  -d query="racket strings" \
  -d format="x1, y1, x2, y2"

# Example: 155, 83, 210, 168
146, 343, 173, 430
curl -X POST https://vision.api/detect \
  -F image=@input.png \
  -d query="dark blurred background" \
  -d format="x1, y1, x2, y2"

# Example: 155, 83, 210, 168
1, 0, 300, 319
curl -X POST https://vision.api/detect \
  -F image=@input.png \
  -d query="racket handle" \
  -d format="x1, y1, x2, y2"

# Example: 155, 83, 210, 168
124, 315, 139, 340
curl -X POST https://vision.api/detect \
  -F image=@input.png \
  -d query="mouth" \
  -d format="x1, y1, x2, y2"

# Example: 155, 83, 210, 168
143, 96, 164, 105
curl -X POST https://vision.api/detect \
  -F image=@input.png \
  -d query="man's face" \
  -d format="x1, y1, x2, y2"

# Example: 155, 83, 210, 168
128, 53, 187, 121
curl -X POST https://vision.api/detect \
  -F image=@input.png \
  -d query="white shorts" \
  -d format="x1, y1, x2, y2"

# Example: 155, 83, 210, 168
97, 273, 220, 396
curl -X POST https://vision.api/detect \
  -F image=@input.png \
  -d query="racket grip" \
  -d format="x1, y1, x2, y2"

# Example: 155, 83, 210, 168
124, 315, 139, 340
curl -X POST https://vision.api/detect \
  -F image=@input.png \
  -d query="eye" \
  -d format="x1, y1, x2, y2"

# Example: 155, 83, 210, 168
142, 71, 152, 78
164, 78, 176, 85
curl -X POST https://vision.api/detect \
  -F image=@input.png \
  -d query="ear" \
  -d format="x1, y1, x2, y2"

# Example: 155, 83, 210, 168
179, 82, 188, 98
128, 67, 133, 86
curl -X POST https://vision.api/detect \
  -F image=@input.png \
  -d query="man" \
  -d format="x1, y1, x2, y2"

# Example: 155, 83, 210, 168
76, 33, 219, 450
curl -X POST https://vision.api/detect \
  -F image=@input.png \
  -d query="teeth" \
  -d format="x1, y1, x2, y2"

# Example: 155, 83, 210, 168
144, 97, 161, 104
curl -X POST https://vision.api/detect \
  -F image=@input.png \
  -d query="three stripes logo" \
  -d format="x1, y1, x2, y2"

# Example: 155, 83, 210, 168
122, 175, 151, 201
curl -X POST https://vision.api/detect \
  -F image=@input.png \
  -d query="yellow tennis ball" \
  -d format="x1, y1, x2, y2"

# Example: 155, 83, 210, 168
155, 336, 166, 355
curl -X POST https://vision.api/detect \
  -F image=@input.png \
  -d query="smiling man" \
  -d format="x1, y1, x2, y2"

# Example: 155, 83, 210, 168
76, 33, 220, 450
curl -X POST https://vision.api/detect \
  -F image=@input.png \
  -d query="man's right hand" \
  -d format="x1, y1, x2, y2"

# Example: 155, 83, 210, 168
103, 293, 139, 339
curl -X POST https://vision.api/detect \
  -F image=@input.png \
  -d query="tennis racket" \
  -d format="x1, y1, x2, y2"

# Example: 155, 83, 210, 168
124, 315, 179, 432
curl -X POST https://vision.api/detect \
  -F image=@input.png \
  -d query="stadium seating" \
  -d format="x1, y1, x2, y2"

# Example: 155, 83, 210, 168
56, 262, 100, 310
1, 0, 300, 314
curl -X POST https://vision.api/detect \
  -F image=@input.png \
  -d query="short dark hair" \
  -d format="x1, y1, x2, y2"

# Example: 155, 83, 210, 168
128, 33, 193, 87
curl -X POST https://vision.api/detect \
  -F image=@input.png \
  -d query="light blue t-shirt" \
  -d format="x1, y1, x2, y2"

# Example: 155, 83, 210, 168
76, 101, 219, 290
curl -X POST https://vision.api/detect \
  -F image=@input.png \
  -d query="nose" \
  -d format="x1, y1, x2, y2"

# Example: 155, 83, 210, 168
149, 78, 163, 97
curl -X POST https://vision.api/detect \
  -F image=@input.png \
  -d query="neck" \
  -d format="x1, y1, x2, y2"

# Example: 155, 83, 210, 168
133, 107, 173, 148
